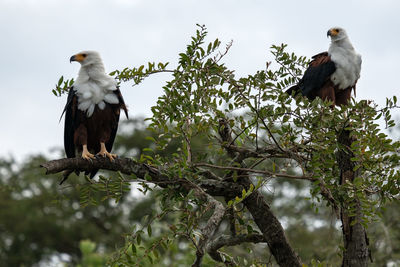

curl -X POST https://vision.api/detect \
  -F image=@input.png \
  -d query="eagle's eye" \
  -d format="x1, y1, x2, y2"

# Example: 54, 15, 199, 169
82, 53, 87, 57
336, 29, 340, 33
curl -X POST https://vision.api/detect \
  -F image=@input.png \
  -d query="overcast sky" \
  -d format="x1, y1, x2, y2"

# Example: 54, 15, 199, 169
0, 0, 399, 161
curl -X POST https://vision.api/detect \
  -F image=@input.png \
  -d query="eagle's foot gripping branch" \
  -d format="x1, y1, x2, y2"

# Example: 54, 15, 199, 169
81, 145, 95, 161
97, 142, 117, 161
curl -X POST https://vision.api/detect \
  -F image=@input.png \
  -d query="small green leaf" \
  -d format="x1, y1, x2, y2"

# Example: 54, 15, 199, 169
147, 255, 153, 264
131, 244, 136, 255
58, 76, 64, 86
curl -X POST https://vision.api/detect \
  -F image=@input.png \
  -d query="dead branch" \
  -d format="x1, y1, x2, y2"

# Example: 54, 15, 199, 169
192, 192, 226, 267
207, 234, 266, 265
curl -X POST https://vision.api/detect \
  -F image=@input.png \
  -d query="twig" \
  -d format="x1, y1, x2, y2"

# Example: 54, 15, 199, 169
194, 162, 315, 181
255, 110, 285, 153
234, 89, 286, 153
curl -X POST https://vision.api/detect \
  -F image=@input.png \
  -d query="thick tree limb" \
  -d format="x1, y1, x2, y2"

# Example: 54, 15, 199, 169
41, 157, 179, 188
337, 129, 370, 266
239, 179, 301, 266
42, 157, 155, 178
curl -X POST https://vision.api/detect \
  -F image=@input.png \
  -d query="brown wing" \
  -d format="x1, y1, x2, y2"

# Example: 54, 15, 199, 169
286, 52, 336, 101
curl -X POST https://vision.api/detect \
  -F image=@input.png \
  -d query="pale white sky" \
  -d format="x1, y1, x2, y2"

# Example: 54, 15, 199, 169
0, 0, 399, 161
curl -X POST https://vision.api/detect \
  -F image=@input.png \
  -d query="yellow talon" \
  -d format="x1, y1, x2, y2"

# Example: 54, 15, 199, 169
82, 145, 95, 160
96, 142, 117, 161
97, 151, 117, 161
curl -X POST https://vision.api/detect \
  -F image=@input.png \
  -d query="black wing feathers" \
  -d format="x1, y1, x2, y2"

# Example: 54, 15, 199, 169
115, 87, 129, 119
105, 88, 128, 153
299, 60, 336, 98
64, 87, 77, 158
286, 52, 336, 99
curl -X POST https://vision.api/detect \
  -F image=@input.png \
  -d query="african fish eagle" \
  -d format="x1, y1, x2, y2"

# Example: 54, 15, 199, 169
286, 27, 362, 105
62, 51, 128, 180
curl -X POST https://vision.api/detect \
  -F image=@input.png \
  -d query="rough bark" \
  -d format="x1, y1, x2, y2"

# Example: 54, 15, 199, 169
337, 129, 370, 267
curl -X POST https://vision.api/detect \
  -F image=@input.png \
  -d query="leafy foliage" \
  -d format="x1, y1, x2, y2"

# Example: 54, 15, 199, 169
103, 25, 400, 265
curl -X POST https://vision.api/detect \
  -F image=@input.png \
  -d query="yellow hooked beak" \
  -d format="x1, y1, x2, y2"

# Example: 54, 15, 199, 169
70, 53, 87, 63
327, 28, 340, 37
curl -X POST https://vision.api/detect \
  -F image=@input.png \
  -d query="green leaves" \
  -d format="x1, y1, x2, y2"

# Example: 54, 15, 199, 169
52, 76, 74, 96
112, 61, 170, 86
79, 174, 131, 207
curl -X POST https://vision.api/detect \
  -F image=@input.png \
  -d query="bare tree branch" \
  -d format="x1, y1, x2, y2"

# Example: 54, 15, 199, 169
192, 193, 226, 267
207, 234, 266, 265
194, 162, 315, 181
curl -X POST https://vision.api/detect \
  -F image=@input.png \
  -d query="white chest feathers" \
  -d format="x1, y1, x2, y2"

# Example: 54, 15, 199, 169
329, 44, 362, 90
73, 66, 119, 117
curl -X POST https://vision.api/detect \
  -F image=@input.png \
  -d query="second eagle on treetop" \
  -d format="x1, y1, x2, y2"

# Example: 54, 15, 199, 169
286, 27, 362, 106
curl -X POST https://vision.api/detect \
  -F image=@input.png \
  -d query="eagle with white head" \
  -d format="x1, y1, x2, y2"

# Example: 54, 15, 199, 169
286, 27, 362, 105
62, 51, 128, 182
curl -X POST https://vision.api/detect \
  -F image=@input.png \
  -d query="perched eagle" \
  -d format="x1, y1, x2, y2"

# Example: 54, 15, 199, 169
286, 27, 362, 105
61, 51, 128, 183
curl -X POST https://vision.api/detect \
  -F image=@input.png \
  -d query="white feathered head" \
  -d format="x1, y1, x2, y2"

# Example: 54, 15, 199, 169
70, 51, 104, 67
327, 27, 349, 42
